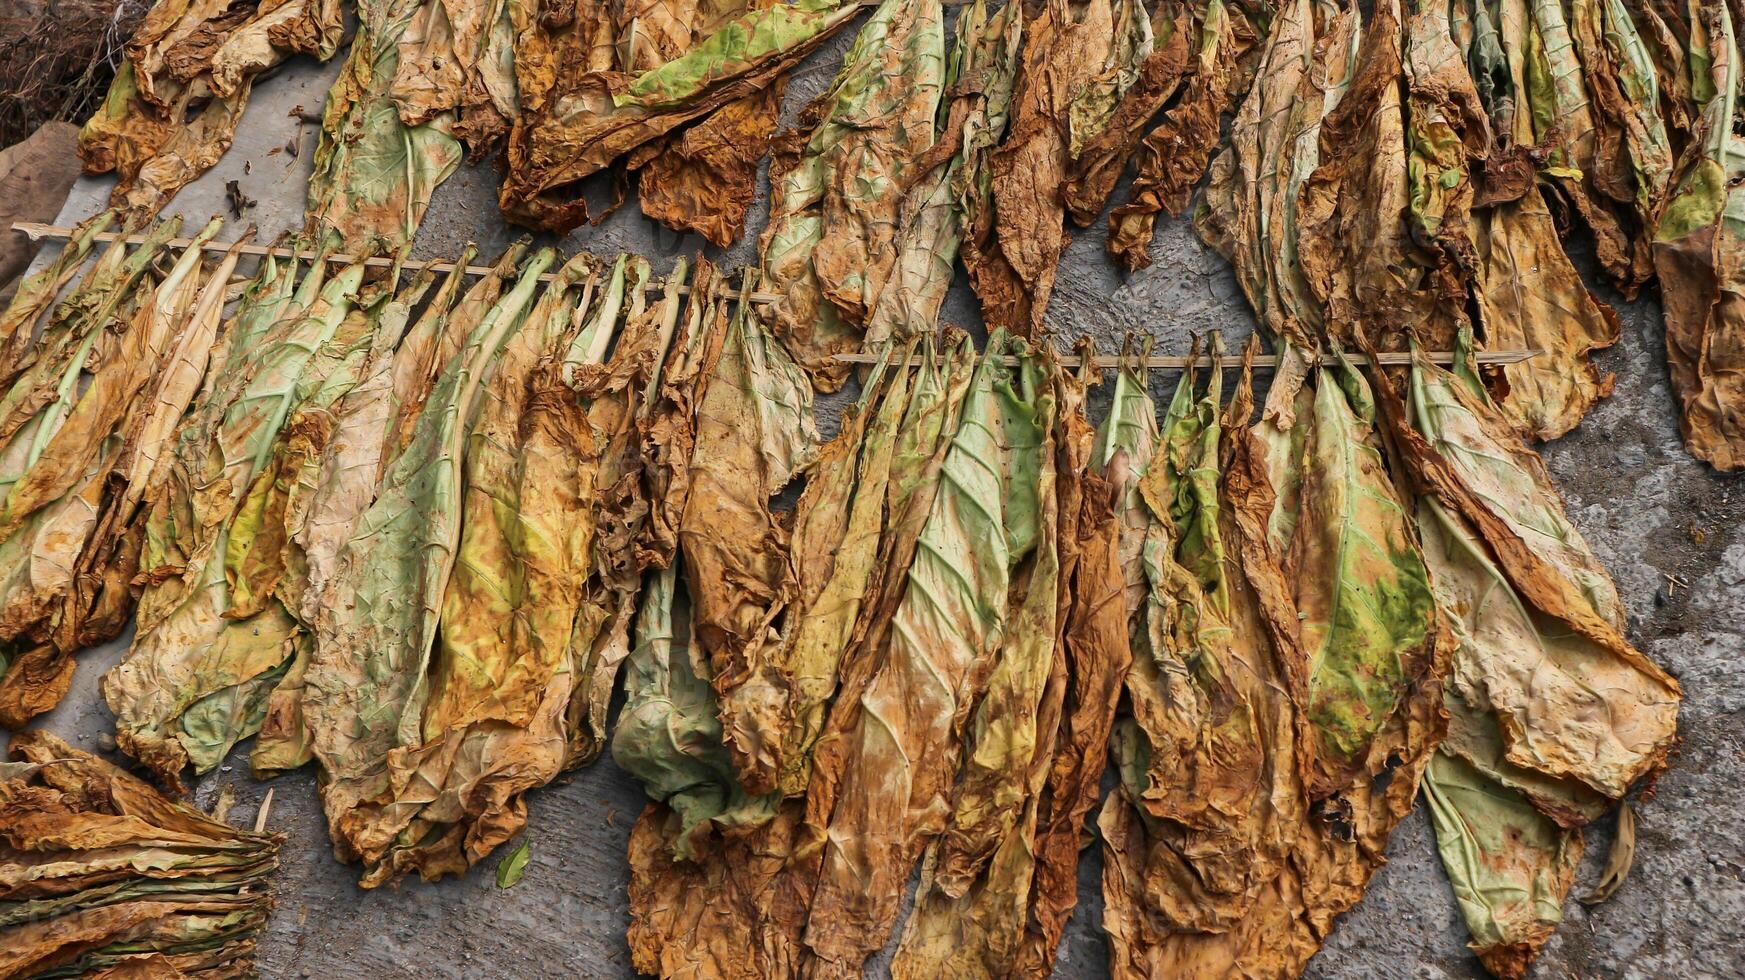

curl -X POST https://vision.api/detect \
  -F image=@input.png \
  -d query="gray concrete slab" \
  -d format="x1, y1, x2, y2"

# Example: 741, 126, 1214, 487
16, 26, 1745, 979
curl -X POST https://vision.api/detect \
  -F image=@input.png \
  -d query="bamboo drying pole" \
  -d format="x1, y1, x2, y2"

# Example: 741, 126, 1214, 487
13, 222, 782, 301
13, 222, 1540, 369
832, 350, 1540, 368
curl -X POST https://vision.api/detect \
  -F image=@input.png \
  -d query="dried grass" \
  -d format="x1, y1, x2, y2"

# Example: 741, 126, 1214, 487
0, 0, 148, 148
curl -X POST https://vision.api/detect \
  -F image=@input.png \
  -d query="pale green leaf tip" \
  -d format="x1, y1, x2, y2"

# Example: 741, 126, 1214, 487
496, 838, 532, 888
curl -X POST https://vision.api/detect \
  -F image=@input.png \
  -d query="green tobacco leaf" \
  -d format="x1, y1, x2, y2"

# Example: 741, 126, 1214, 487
1288, 359, 1437, 797
496, 839, 531, 888
304, 249, 555, 852
613, 562, 776, 858
623, 0, 854, 107
1424, 750, 1581, 978
305, 0, 463, 253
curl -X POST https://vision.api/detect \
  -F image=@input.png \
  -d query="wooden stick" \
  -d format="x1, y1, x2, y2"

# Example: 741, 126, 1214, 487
14, 223, 1541, 368
833, 349, 1540, 368
12, 222, 786, 303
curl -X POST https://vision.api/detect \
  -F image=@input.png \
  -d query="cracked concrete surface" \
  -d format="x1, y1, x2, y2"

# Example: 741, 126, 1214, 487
12, 27, 1745, 980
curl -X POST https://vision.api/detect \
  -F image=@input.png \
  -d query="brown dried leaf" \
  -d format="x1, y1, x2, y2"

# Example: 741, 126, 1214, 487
0, 730, 280, 980
1293, 0, 1443, 348
79, 0, 342, 218
1471, 187, 1620, 440
758, 0, 948, 390
626, 801, 813, 979
978, 0, 1115, 332
639, 87, 784, 246
680, 277, 816, 794
500, 0, 861, 233
1107, 0, 1254, 272
1063, 6, 1192, 226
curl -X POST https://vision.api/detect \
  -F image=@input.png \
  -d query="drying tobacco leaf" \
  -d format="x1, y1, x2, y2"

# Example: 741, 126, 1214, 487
1653, 2, 1745, 470
1064, 0, 1156, 186
302, 249, 556, 866
759, 0, 948, 389
291, 249, 475, 629
763, 346, 917, 797
103, 258, 376, 785
0, 220, 224, 728
0, 217, 217, 532
889, 343, 1068, 979
625, 798, 814, 979
639, 84, 786, 246
341, 252, 616, 886
802, 333, 1035, 975
1356, 340, 1680, 975
59, 230, 249, 648
390, 0, 519, 157
1108, 0, 1257, 272
1399, 344, 1684, 768
0, 210, 114, 388
252, 248, 488, 778
1380, 343, 1681, 793
803, 0, 945, 338
0, 217, 183, 492
616, 291, 776, 830
977, 0, 1115, 331
132, 250, 331, 637
617, 292, 906, 980
0, 233, 133, 447
1421, 750, 1582, 979
1581, 0, 1677, 226
1519, 0, 1652, 294
565, 253, 694, 768
640, 258, 722, 571
798, 327, 978, 825
1098, 342, 1298, 966
0, 731, 281, 980
1296, 0, 1456, 350
205, 265, 442, 775
501, 0, 863, 233
1101, 350, 1449, 977
681, 273, 817, 794
624, 0, 789, 246
305, 0, 465, 254
1117, 334, 1409, 973
0, 223, 188, 700
1197, 0, 1359, 351
1062, 1, 1190, 226
1010, 342, 1128, 977
1470, 186, 1622, 440
540, 258, 670, 770
1450, 0, 1623, 441
79, 0, 343, 217
614, 560, 777, 860
1286, 354, 1440, 799
1402, 0, 1488, 296
865, 0, 1023, 348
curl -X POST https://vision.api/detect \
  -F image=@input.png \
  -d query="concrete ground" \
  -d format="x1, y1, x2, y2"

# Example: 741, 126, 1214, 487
13, 25, 1745, 979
